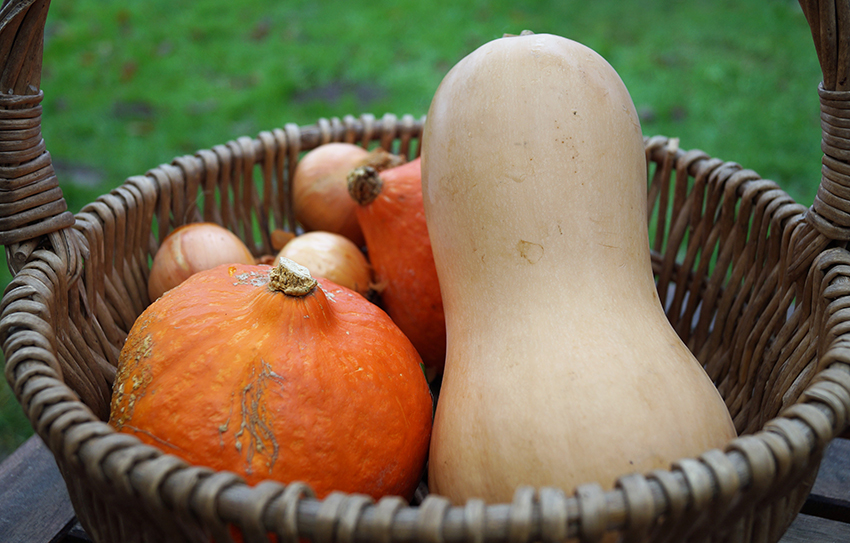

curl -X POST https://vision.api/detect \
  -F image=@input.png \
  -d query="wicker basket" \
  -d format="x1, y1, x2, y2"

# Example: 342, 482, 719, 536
3, 1, 850, 542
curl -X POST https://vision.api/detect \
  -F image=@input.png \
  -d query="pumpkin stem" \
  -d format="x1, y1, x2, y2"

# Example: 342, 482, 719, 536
269, 258, 318, 296
348, 166, 383, 206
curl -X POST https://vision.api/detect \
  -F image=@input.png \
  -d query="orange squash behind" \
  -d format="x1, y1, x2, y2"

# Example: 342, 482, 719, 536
348, 158, 446, 380
110, 259, 432, 501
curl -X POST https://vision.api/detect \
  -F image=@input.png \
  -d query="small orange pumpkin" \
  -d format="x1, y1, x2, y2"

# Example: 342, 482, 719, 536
110, 259, 432, 501
348, 158, 446, 380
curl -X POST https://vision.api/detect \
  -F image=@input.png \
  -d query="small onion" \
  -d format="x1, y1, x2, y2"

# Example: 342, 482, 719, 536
148, 222, 255, 301
293, 143, 403, 247
276, 231, 373, 297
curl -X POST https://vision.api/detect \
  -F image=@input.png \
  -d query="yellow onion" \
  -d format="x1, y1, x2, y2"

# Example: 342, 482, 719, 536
276, 231, 373, 297
148, 222, 255, 301
293, 143, 403, 247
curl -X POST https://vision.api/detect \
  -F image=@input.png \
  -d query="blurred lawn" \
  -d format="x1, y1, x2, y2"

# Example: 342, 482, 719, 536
0, 0, 825, 459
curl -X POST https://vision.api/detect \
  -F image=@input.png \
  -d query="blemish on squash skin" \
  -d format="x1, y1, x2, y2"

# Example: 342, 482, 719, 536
321, 285, 337, 301
110, 334, 154, 429
234, 359, 285, 475
395, 396, 409, 428
232, 270, 270, 288
122, 425, 183, 452
517, 240, 544, 264
218, 393, 235, 449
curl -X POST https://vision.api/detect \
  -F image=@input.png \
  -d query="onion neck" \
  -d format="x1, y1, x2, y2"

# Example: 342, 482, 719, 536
358, 148, 404, 171
268, 258, 318, 296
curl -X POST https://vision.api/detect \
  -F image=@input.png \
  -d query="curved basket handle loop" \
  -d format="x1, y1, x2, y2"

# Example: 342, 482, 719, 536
0, 0, 76, 274
799, 0, 850, 91
789, 0, 850, 279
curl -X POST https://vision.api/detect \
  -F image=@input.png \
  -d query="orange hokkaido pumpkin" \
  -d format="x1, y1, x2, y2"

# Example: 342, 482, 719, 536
347, 158, 446, 380
109, 259, 433, 501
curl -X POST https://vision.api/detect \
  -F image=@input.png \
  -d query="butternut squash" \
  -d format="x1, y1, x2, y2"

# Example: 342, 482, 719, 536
421, 32, 736, 504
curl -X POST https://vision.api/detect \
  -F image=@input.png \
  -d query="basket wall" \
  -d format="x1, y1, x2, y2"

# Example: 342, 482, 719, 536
4, 114, 850, 542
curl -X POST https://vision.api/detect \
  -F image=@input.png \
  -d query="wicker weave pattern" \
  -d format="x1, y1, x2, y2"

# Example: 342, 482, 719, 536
3, 1, 850, 542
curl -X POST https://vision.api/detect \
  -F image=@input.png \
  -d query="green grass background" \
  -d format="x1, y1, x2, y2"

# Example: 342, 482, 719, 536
0, 0, 826, 459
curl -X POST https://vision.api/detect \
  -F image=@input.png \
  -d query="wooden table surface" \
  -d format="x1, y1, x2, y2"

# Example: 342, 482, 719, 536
1, 434, 848, 542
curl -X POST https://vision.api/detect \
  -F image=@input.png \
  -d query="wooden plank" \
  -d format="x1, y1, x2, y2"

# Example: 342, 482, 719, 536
59, 523, 91, 543
0, 434, 77, 543
801, 437, 850, 523
780, 513, 850, 542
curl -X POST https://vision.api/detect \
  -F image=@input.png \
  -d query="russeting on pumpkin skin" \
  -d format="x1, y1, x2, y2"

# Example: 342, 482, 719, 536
421, 32, 737, 504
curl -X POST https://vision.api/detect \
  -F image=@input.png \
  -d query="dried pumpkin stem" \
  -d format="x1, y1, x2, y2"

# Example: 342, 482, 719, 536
348, 166, 383, 205
269, 258, 318, 296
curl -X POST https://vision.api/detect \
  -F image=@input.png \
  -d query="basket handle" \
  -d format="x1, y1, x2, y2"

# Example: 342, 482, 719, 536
0, 0, 76, 274
1, 0, 848, 279
789, 0, 850, 278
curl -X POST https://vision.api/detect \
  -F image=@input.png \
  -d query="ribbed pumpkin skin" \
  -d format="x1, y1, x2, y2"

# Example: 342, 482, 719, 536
110, 263, 432, 501
353, 158, 447, 377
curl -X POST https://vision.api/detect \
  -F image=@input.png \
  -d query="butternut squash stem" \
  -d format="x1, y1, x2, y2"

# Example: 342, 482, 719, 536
502, 29, 535, 38
269, 258, 318, 296
347, 166, 383, 205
